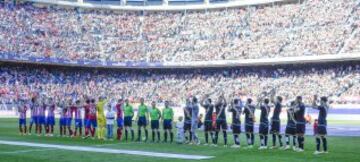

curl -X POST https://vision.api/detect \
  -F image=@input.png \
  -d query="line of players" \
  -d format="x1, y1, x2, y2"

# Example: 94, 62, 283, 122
17, 97, 175, 142
185, 93, 329, 155
17, 92, 329, 155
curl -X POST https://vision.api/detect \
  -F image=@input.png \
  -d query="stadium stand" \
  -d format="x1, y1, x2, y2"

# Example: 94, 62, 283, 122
0, 62, 359, 107
0, 0, 359, 107
0, 0, 359, 63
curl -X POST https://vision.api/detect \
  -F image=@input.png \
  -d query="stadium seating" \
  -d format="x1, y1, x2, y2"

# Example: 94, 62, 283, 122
0, 63, 359, 107
0, 1, 360, 107
0, 0, 359, 63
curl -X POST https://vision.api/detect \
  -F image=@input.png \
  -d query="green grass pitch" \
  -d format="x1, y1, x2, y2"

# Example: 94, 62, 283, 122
0, 118, 359, 162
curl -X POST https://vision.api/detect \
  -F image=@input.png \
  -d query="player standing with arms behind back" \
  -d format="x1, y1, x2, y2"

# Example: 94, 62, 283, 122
137, 98, 149, 142
96, 96, 107, 140
150, 101, 161, 142
123, 99, 134, 141
162, 101, 174, 143
312, 95, 329, 155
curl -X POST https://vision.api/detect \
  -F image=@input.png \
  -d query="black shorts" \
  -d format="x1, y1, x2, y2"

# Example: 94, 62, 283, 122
296, 123, 306, 134
231, 124, 241, 134
216, 119, 227, 131
124, 116, 132, 127
245, 122, 254, 133
151, 120, 159, 129
259, 123, 269, 135
204, 120, 213, 132
184, 121, 191, 131
317, 125, 327, 135
163, 119, 172, 130
137, 116, 147, 127
285, 126, 296, 135
270, 120, 280, 133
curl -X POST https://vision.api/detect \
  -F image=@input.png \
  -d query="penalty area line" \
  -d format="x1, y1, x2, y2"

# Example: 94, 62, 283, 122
0, 140, 214, 160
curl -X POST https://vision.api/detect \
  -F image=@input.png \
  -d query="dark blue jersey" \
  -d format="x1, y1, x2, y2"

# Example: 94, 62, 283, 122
260, 104, 270, 124
230, 104, 242, 124
286, 109, 296, 127
203, 103, 214, 121
316, 105, 328, 124
184, 105, 192, 122
244, 104, 255, 123
272, 102, 282, 120
295, 103, 306, 123
215, 102, 227, 120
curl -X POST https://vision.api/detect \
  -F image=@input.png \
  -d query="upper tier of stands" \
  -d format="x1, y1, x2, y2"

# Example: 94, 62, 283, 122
0, 0, 359, 65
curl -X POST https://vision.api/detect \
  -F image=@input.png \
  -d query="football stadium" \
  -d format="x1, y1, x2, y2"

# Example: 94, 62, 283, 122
0, 0, 360, 161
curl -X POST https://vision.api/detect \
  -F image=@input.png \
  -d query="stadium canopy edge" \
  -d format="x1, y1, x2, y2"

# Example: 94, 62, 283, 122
1, 53, 360, 69
26, 0, 291, 11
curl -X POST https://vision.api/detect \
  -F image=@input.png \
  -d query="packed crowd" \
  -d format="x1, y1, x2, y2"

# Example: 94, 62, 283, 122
0, 0, 359, 63
1, 63, 359, 107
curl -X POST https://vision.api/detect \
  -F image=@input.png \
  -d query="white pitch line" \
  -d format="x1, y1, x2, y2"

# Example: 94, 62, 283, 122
94, 143, 124, 147
94, 142, 162, 147
0, 148, 56, 154
94, 142, 138, 147
0, 140, 214, 160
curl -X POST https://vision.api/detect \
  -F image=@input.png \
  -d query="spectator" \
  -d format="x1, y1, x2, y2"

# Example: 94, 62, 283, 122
0, 0, 358, 62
